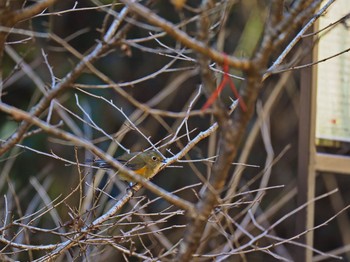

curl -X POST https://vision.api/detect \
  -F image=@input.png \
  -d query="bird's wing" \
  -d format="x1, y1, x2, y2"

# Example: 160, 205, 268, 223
90, 153, 146, 170
117, 157, 145, 171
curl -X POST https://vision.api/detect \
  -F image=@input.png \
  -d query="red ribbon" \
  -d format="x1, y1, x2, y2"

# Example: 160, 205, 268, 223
202, 54, 247, 112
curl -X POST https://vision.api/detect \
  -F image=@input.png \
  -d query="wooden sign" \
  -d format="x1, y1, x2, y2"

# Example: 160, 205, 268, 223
315, 0, 350, 143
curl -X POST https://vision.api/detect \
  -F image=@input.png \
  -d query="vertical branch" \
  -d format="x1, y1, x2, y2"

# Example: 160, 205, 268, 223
177, 1, 258, 260
196, 0, 217, 99
0, 1, 10, 101
268, 0, 284, 30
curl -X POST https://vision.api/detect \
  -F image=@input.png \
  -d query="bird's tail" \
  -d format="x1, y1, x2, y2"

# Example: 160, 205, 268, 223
85, 159, 111, 169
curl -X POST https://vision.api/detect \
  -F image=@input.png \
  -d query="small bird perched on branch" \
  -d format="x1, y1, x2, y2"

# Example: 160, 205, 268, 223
91, 150, 165, 186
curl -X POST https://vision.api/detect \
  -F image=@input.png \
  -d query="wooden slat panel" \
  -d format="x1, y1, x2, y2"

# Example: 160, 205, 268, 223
315, 153, 350, 174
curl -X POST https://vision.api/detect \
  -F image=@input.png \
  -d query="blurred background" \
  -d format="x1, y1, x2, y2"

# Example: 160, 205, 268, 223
0, 0, 349, 261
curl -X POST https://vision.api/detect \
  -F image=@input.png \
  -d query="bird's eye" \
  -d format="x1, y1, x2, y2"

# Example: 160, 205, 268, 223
152, 156, 157, 161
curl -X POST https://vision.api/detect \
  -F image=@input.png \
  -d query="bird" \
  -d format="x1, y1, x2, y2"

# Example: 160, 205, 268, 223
91, 150, 165, 185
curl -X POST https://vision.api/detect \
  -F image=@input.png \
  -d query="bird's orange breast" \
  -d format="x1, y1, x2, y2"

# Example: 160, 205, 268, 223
134, 166, 148, 176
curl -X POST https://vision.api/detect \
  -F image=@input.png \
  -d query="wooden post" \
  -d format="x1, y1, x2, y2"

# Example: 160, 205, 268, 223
296, 32, 317, 262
